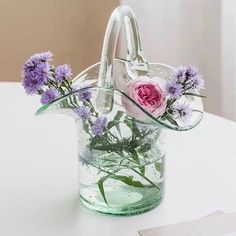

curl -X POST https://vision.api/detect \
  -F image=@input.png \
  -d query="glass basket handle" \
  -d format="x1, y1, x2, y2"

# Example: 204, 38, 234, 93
96, 5, 148, 113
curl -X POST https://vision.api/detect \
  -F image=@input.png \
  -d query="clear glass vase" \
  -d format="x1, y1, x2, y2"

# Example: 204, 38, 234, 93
37, 80, 202, 215
38, 86, 167, 215
74, 89, 166, 215
36, 5, 203, 215
76, 97, 166, 215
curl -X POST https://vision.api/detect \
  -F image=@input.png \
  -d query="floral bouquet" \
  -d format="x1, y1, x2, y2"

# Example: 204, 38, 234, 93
22, 51, 205, 215
22, 52, 204, 124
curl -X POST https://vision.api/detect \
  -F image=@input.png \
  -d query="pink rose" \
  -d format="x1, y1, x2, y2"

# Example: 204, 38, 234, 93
122, 76, 167, 119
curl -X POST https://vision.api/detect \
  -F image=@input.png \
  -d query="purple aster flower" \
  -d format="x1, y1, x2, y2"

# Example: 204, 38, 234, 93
22, 52, 52, 94
55, 64, 72, 81
172, 102, 193, 123
38, 51, 53, 62
189, 74, 205, 90
22, 76, 45, 94
23, 59, 38, 75
30, 51, 53, 63
35, 61, 50, 80
40, 87, 59, 104
165, 80, 183, 99
74, 107, 90, 120
173, 65, 200, 83
185, 65, 198, 78
91, 116, 107, 136
173, 65, 186, 82
22, 62, 50, 94
76, 88, 92, 101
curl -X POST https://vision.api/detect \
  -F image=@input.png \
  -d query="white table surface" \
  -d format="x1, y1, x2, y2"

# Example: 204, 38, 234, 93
0, 82, 236, 236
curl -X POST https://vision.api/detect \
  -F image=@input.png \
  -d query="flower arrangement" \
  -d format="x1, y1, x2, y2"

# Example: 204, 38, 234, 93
22, 52, 73, 102
22, 51, 205, 212
22, 52, 204, 124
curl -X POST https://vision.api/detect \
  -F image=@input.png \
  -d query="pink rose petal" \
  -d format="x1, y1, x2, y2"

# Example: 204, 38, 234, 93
122, 76, 167, 119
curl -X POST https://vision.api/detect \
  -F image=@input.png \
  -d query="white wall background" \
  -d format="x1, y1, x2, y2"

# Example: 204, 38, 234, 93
222, 0, 236, 120
120, 0, 229, 119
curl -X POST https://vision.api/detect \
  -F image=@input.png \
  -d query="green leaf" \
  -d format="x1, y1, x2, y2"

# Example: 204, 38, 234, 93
139, 166, 145, 176
123, 118, 141, 137
155, 162, 164, 177
107, 111, 124, 130
98, 176, 109, 205
90, 140, 124, 152
115, 123, 121, 136
166, 98, 176, 108
128, 139, 140, 149
114, 110, 124, 121
123, 118, 132, 129
139, 143, 152, 153
131, 121, 142, 137
128, 148, 139, 162
60, 99, 74, 109
184, 92, 206, 98
119, 158, 128, 166
89, 137, 99, 148
89, 136, 108, 149
98, 173, 145, 205
110, 175, 145, 188
164, 113, 179, 127
82, 121, 90, 134
107, 120, 118, 129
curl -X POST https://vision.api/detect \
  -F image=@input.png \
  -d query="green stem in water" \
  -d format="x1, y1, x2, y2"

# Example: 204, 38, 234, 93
130, 168, 160, 190
82, 158, 160, 190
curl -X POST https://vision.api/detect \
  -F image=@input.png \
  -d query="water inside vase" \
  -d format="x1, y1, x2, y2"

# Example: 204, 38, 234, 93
79, 156, 164, 215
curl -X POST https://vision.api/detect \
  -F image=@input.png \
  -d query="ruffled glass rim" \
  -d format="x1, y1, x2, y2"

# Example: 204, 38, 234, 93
36, 58, 204, 131
36, 85, 203, 131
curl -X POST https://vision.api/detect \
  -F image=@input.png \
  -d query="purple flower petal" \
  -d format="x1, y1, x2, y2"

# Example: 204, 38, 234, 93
190, 74, 205, 90
172, 102, 193, 123
22, 76, 45, 94
30, 51, 53, 63
173, 65, 200, 83
91, 116, 107, 136
74, 107, 90, 120
22, 52, 52, 94
165, 80, 183, 99
173, 65, 187, 82
40, 87, 59, 104
55, 64, 72, 82
186, 65, 198, 78
76, 88, 92, 101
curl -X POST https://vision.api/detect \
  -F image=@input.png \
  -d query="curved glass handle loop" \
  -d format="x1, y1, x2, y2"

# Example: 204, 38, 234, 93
96, 5, 148, 113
